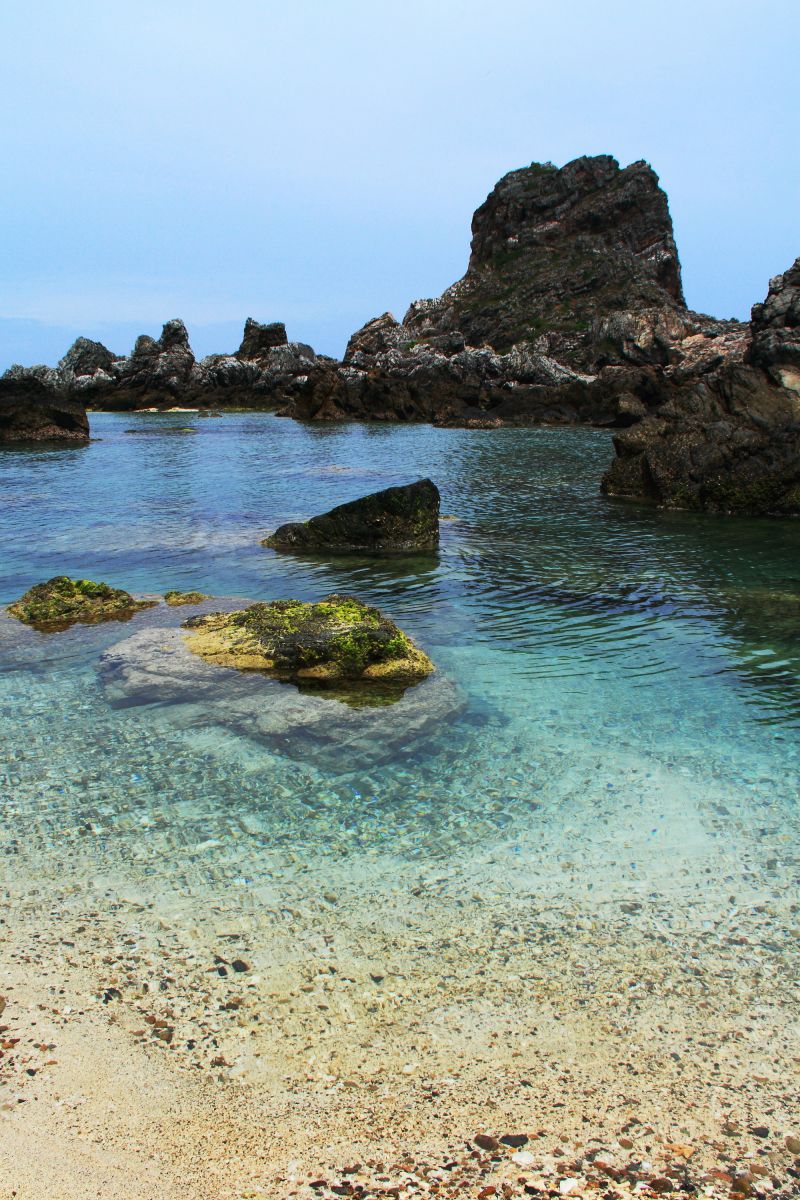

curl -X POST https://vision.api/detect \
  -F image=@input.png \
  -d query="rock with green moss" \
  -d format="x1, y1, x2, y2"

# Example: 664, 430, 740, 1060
7, 576, 156, 630
164, 589, 209, 606
263, 479, 439, 552
183, 593, 433, 685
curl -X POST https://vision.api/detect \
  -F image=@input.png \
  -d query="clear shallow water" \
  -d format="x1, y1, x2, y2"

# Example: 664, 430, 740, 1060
0, 411, 798, 883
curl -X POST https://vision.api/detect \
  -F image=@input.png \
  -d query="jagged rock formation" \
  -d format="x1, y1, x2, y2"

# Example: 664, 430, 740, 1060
279, 155, 747, 427
0, 374, 90, 444
264, 479, 440, 552
748, 258, 800, 386
236, 318, 288, 359
3, 154, 796, 514
403, 155, 688, 367
1, 317, 323, 412
602, 259, 800, 515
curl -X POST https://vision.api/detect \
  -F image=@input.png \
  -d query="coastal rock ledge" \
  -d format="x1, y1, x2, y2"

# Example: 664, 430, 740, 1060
602, 257, 800, 514
0, 376, 89, 444
264, 479, 440, 552
183, 594, 434, 686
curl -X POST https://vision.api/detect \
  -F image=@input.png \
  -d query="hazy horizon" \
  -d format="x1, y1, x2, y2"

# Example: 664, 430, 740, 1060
2, 0, 798, 371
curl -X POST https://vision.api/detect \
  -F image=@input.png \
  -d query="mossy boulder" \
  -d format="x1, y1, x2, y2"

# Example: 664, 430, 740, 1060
183, 593, 433, 686
263, 479, 439, 553
7, 576, 156, 630
164, 589, 209, 606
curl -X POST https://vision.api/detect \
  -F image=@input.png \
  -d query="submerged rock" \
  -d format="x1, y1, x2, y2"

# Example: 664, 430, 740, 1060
264, 479, 440, 552
182, 594, 434, 685
164, 589, 210, 606
7, 576, 156, 630
0, 375, 90, 444
100, 619, 460, 769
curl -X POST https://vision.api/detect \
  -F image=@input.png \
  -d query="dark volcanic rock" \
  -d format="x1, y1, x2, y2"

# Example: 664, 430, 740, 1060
1, 317, 320, 412
264, 479, 440, 552
58, 337, 116, 379
0, 375, 89, 444
115, 318, 201, 400
236, 317, 288, 359
402, 155, 690, 369
278, 155, 747, 429
602, 365, 800, 514
602, 259, 800, 515
748, 257, 800, 385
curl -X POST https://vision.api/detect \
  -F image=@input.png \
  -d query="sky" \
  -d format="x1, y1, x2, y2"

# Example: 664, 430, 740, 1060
1, 0, 798, 369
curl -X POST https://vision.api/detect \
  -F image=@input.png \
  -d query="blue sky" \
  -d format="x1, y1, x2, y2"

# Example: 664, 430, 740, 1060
1, 0, 798, 368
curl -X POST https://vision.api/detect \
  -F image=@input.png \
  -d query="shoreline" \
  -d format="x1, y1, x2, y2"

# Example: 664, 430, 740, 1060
2, 798, 798, 1199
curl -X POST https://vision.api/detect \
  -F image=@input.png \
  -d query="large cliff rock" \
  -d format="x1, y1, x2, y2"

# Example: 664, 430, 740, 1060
403, 155, 689, 369
602, 259, 800, 515
279, 155, 747, 428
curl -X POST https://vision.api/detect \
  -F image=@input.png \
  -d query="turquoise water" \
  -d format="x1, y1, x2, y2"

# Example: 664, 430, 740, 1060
1, 410, 798, 886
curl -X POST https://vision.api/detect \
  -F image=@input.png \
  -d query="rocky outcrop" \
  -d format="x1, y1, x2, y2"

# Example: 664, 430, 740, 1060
602, 260, 800, 515
236, 318, 288, 359
264, 479, 440, 551
183, 594, 434, 687
278, 155, 748, 428
747, 257, 800, 388
1, 317, 322, 412
403, 155, 689, 368
0, 375, 90, 444
7, 576, 156, 630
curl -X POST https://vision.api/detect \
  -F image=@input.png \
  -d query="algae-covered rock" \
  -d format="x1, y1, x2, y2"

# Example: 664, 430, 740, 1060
7, 576, 156, 630
183, 594, 433, 685
263, 479, 440, 552
164, 589, 209, 606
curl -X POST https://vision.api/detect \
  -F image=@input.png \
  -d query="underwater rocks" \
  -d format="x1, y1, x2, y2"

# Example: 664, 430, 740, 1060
0, 374, 90, 444
182, 594, 434, 685
7, 576, 156, 630
264, 479, 440, 552
602, 258, 800, 515
100, 620, 458, 770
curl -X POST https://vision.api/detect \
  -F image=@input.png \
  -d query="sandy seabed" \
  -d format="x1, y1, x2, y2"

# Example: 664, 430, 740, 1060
1, 765, 799, 1200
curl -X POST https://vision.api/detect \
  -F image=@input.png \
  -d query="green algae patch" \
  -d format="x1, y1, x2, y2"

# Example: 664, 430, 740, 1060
164, 589, 209, 606
7, 575, 157, 631
182, 593, 434, 688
